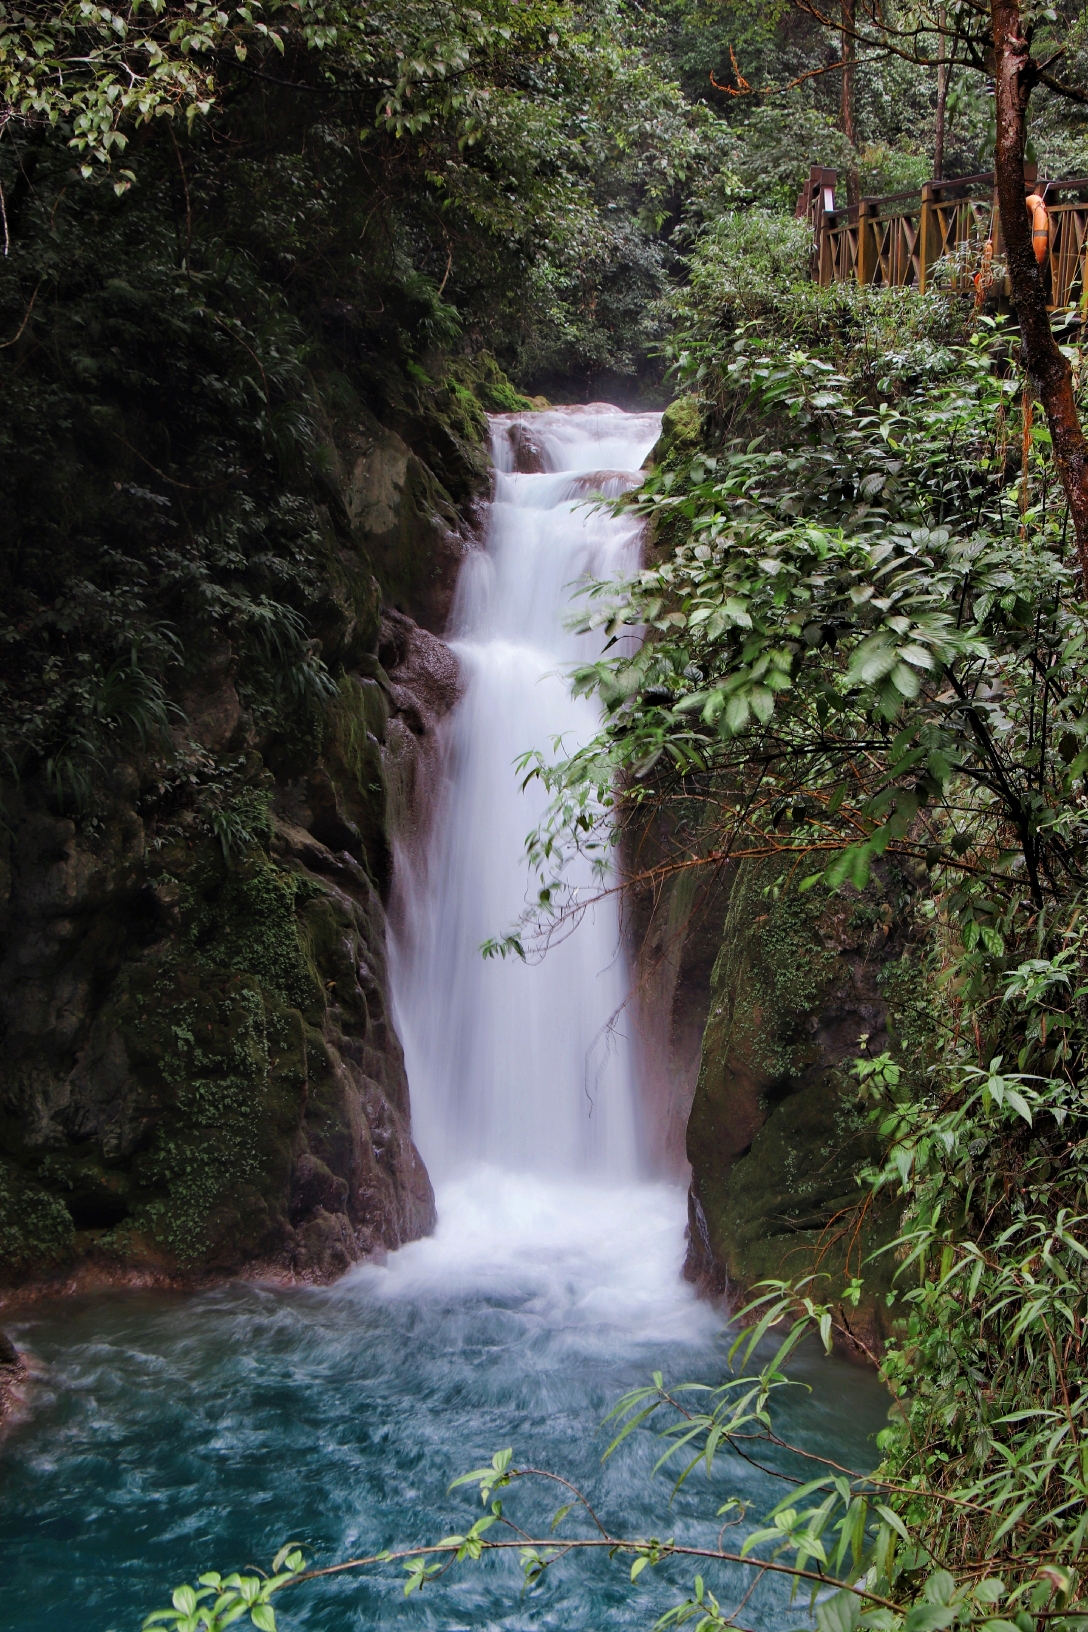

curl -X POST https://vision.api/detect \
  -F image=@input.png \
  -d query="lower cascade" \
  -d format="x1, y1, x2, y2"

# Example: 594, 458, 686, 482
0, 407, 883, 1632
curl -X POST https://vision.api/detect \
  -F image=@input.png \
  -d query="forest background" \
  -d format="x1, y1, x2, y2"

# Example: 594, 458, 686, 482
7, 1, 1088, 1631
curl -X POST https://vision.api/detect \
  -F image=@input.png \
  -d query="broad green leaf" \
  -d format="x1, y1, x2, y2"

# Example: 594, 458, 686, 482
848, 634, 899, 685
816, 1588, 862, 1632
903, 1607, 956, 1632
724, 692, 750, 733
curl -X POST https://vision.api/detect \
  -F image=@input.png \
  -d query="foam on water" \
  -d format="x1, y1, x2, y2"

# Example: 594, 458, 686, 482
345, 1170, 719, 1351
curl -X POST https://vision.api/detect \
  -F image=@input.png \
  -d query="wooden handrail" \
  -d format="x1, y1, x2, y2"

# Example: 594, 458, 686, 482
928, 171, 995, 193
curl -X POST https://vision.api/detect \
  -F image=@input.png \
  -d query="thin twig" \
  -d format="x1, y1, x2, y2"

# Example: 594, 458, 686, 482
0, 277, 42, 348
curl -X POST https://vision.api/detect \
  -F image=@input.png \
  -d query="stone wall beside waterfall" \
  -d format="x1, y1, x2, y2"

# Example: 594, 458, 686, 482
0, 373, 486, 1298
681, 858, 938, 1351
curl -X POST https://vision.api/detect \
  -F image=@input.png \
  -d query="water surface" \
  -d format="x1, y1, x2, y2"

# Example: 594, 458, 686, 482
1, 1174, 886, 1631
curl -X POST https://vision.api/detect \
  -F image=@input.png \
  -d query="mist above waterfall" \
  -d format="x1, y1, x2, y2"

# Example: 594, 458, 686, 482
392, 404, 661, 1181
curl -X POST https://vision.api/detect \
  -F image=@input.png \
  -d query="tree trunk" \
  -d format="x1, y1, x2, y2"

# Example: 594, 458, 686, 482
841, 0, 859, 206
934, 6, 949, 180
992, 0, 1088, 586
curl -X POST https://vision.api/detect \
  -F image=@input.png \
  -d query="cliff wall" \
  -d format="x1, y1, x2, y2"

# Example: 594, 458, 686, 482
635, 399, 934, 1348
683, 861, 936, 1351
0, 230, 506, 1292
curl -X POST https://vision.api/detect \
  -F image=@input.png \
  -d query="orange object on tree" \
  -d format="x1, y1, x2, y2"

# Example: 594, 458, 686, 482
1025, 191, 1050, 264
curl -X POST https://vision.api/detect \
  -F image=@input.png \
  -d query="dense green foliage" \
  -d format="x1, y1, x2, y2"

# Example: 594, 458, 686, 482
11, 0, 1088, 1622
483, 212, 1088, 1620
4, 0, 815, 821
0, 0, 707, 817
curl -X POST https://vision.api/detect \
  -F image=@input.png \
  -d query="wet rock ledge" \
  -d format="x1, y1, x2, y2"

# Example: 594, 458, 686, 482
0, 1328, 27, 1422
682, 858, 938, 1357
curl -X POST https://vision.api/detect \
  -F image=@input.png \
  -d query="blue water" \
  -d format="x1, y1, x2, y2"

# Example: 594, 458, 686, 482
0, 1172, 886, 1632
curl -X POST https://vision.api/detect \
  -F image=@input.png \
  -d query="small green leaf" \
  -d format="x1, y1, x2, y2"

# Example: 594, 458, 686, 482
874, 1503, 912, 1543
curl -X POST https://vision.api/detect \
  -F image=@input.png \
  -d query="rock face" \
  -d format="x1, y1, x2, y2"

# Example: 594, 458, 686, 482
684, 860, 934, 1350
344, 411, 483, 634
627, 823, 732, 1176
0, 380, 485, 1296
0, 656, 450, 1296
0, 1325, 26, 1423
379, 607, 465, 852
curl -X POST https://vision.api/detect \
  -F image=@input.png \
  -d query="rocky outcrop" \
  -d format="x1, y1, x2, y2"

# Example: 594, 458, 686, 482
683, 860, 935, 1352
379, 607, 465, 853
627, 831, 732, 1177
0, 657, 447, 1298
0, 366, 491, 1299
0, 1327, 26, 1424
342, 411, 482, 635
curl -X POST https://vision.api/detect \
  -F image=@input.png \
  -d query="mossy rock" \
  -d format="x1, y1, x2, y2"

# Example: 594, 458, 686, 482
461, 350, 537, 414
0, 1157, 75, 1276
0, 784, 434, 1287
686, 859, 937, 1350
648, 395, 702, 468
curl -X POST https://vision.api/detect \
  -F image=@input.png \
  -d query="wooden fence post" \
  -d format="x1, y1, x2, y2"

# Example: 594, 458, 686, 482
856, 201, 874, 284
919, 181, 934, 293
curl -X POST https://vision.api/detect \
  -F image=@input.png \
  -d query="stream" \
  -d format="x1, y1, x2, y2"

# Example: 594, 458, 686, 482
0, 406, 888, 1631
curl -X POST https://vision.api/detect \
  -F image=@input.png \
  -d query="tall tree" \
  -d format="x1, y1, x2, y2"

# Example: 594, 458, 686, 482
933, 3, 949, 178
990, 0, 1088, 585
841, 0, 859, 203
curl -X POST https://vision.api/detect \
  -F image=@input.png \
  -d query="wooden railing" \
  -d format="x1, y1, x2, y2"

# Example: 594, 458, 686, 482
796, 165, 1088, 310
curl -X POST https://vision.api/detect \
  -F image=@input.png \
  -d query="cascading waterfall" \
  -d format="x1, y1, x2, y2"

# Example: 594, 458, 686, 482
393, 403, 662, 1180
0, 404, 887, 1632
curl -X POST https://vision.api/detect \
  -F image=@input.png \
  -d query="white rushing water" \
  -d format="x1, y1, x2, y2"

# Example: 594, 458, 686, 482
393, 403, 662, 1182
378, 401, 711, 1355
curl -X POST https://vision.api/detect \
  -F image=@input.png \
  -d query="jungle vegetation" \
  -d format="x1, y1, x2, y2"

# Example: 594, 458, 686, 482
6, 0, 1088, 1629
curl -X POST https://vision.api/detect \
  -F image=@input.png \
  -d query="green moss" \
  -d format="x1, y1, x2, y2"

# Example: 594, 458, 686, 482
57, 830, 338, 1267
328, 675, 386, 804
0, 1157, 74, 1280
183, 854, 325, 1015
117, 966, 308, 1265
649, 394, 702, 468
703, 864, 836, 1086
880, 951, 941, 1087
444, 375, 492, 444
687, 861, 911, 1339
320, 673, 390, 888
462, 350, 536, 413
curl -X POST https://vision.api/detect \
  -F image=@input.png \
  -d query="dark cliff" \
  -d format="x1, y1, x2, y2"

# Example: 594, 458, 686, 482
0, 125, 518, 1293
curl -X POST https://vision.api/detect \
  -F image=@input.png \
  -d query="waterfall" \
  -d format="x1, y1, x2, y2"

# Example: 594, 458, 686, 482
393, 404, 662, 1181
0, 405, 892, 1632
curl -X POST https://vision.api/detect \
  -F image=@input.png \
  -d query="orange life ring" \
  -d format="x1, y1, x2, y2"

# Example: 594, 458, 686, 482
1026, 192, 1049, 264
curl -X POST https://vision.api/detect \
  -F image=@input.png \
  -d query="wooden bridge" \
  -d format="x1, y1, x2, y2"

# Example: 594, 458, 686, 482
796, 165, 1088, 310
